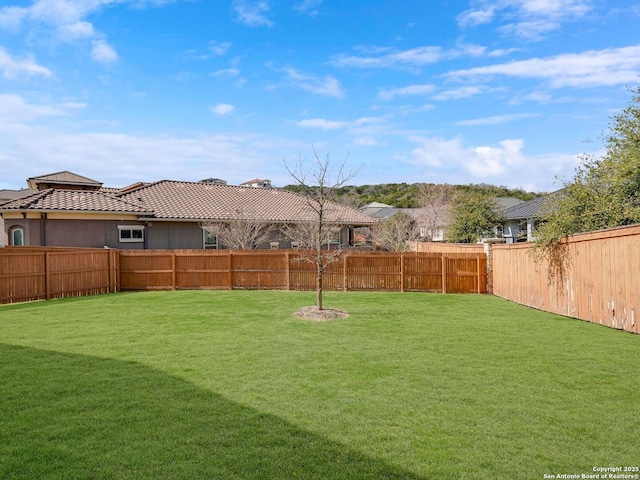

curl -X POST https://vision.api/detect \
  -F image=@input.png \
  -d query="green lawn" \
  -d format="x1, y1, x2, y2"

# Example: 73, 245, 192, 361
1, 291, 638, 479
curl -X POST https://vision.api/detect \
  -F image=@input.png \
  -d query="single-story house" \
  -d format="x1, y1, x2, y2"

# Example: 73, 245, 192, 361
361, 197, 526, 243
501, 195, 547, 243
1, 171, 377, 249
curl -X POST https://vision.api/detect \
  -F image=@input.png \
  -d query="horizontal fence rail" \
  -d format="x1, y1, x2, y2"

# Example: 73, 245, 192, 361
0, 246, 119, 305
118, 250, 487, 294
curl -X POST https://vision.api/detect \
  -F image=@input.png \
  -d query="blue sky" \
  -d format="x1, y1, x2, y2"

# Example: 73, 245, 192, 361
1, 0, 639, 192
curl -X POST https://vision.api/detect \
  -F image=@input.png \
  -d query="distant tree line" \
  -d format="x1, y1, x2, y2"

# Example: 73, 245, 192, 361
283, 182, 538, 209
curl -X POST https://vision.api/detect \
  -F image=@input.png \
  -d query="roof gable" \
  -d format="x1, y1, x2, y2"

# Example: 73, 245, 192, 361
27, 171, 103, 190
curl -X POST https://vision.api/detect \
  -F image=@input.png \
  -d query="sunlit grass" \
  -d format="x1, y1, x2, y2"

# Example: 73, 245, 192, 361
1, 291, 638, 479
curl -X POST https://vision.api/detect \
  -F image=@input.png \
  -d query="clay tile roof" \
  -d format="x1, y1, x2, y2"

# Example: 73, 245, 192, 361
118, 180, 377, 225
0, 189, 39, 205
0, 189, 151, 214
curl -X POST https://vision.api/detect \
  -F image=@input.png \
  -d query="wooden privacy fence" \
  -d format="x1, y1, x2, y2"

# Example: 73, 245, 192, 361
119, 250, 487, 294
492, 224, 640, 334
0, 247, 487, 304
0, 246, 119, 305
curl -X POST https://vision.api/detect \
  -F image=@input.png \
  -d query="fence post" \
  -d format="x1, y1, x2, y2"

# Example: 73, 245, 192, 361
45, 251, 51, 300
285, 251, 290, 291
400, 253, 405, 292
171, 252, 176, 290
477, 254, 481, 294
107, 249, 113, 293
441, 255, 447, 294
228, 250, 233, 290
343, 254, 348, 291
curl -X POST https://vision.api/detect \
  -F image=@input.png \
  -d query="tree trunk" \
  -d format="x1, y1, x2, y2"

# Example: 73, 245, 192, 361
316, 219, 323, 310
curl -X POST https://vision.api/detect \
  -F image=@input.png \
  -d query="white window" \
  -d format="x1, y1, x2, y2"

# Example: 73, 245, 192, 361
10, 227, 25, 246
118, 225, 144, 243
203, 230, 218, 249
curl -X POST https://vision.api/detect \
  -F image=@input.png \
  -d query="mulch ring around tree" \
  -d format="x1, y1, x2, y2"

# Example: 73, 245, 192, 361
293, 306, 349, 322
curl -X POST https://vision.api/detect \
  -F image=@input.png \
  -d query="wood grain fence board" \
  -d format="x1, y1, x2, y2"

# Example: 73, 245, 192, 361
492, 224, 640, 334
0, 248, 117, 304
3, 247, 488, 304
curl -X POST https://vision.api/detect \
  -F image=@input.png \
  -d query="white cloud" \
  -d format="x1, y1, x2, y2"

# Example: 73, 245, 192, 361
446, 45, 640, 88
210, 103, 235, 116
295, 0, 322, 15
331, 44, 495, 71
296, 116, 384, 130
498, 19, 559, 40
208, 40, 231, 56
407, 136, 466, 168
295, 116, 389, 147
58, 20, 95, 40
0, 0, 103, 36
212, 68, 241, 78
431, 86, 484, 101
406, 136, 525, 175
467, 139, 525, 177
378, 84, 436, 100
457, 6, 496, 27
297, 118, 348, 129
0, 5, 28, 29
278, 67, 344, 98
353, 136, 378, 147
233, 0, 273, 27
0, 46, 52, 78
454, 113, 537, 126
0, 0, 174, 63
487, 47, 520, 57
0, 94, 85, 124
91, 39, 119, 64
458, 0, 593, 40
0, 125, 293, 190
404, 135, 580, 190
187, 41, 232, 60
331, 46, 444, 69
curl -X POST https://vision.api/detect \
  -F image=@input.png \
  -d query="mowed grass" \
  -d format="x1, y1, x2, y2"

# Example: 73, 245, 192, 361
1, 291, 638, 479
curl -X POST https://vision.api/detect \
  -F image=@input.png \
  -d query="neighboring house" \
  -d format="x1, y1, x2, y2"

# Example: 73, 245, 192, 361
359, 202, 449, 242
361, 198, 525, 243
1, 171, 377, 249
501, 195, 547, 243
240, 179, 272, 188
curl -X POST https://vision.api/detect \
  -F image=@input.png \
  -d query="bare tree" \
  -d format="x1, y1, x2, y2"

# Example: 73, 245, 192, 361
200, 210, 278, 250
372, 211, 418, 251
283, 147, 359, 311
417, 183, 453, 241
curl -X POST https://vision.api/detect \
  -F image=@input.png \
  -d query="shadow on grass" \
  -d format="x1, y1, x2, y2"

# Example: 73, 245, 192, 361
0, 344, 423, 480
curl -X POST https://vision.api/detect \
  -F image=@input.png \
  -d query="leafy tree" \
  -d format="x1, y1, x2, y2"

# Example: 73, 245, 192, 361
447, 190, 504, 243
535, 87, 640, 253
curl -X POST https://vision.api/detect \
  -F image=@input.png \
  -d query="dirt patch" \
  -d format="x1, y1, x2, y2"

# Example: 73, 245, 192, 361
293, 306, 349, 322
